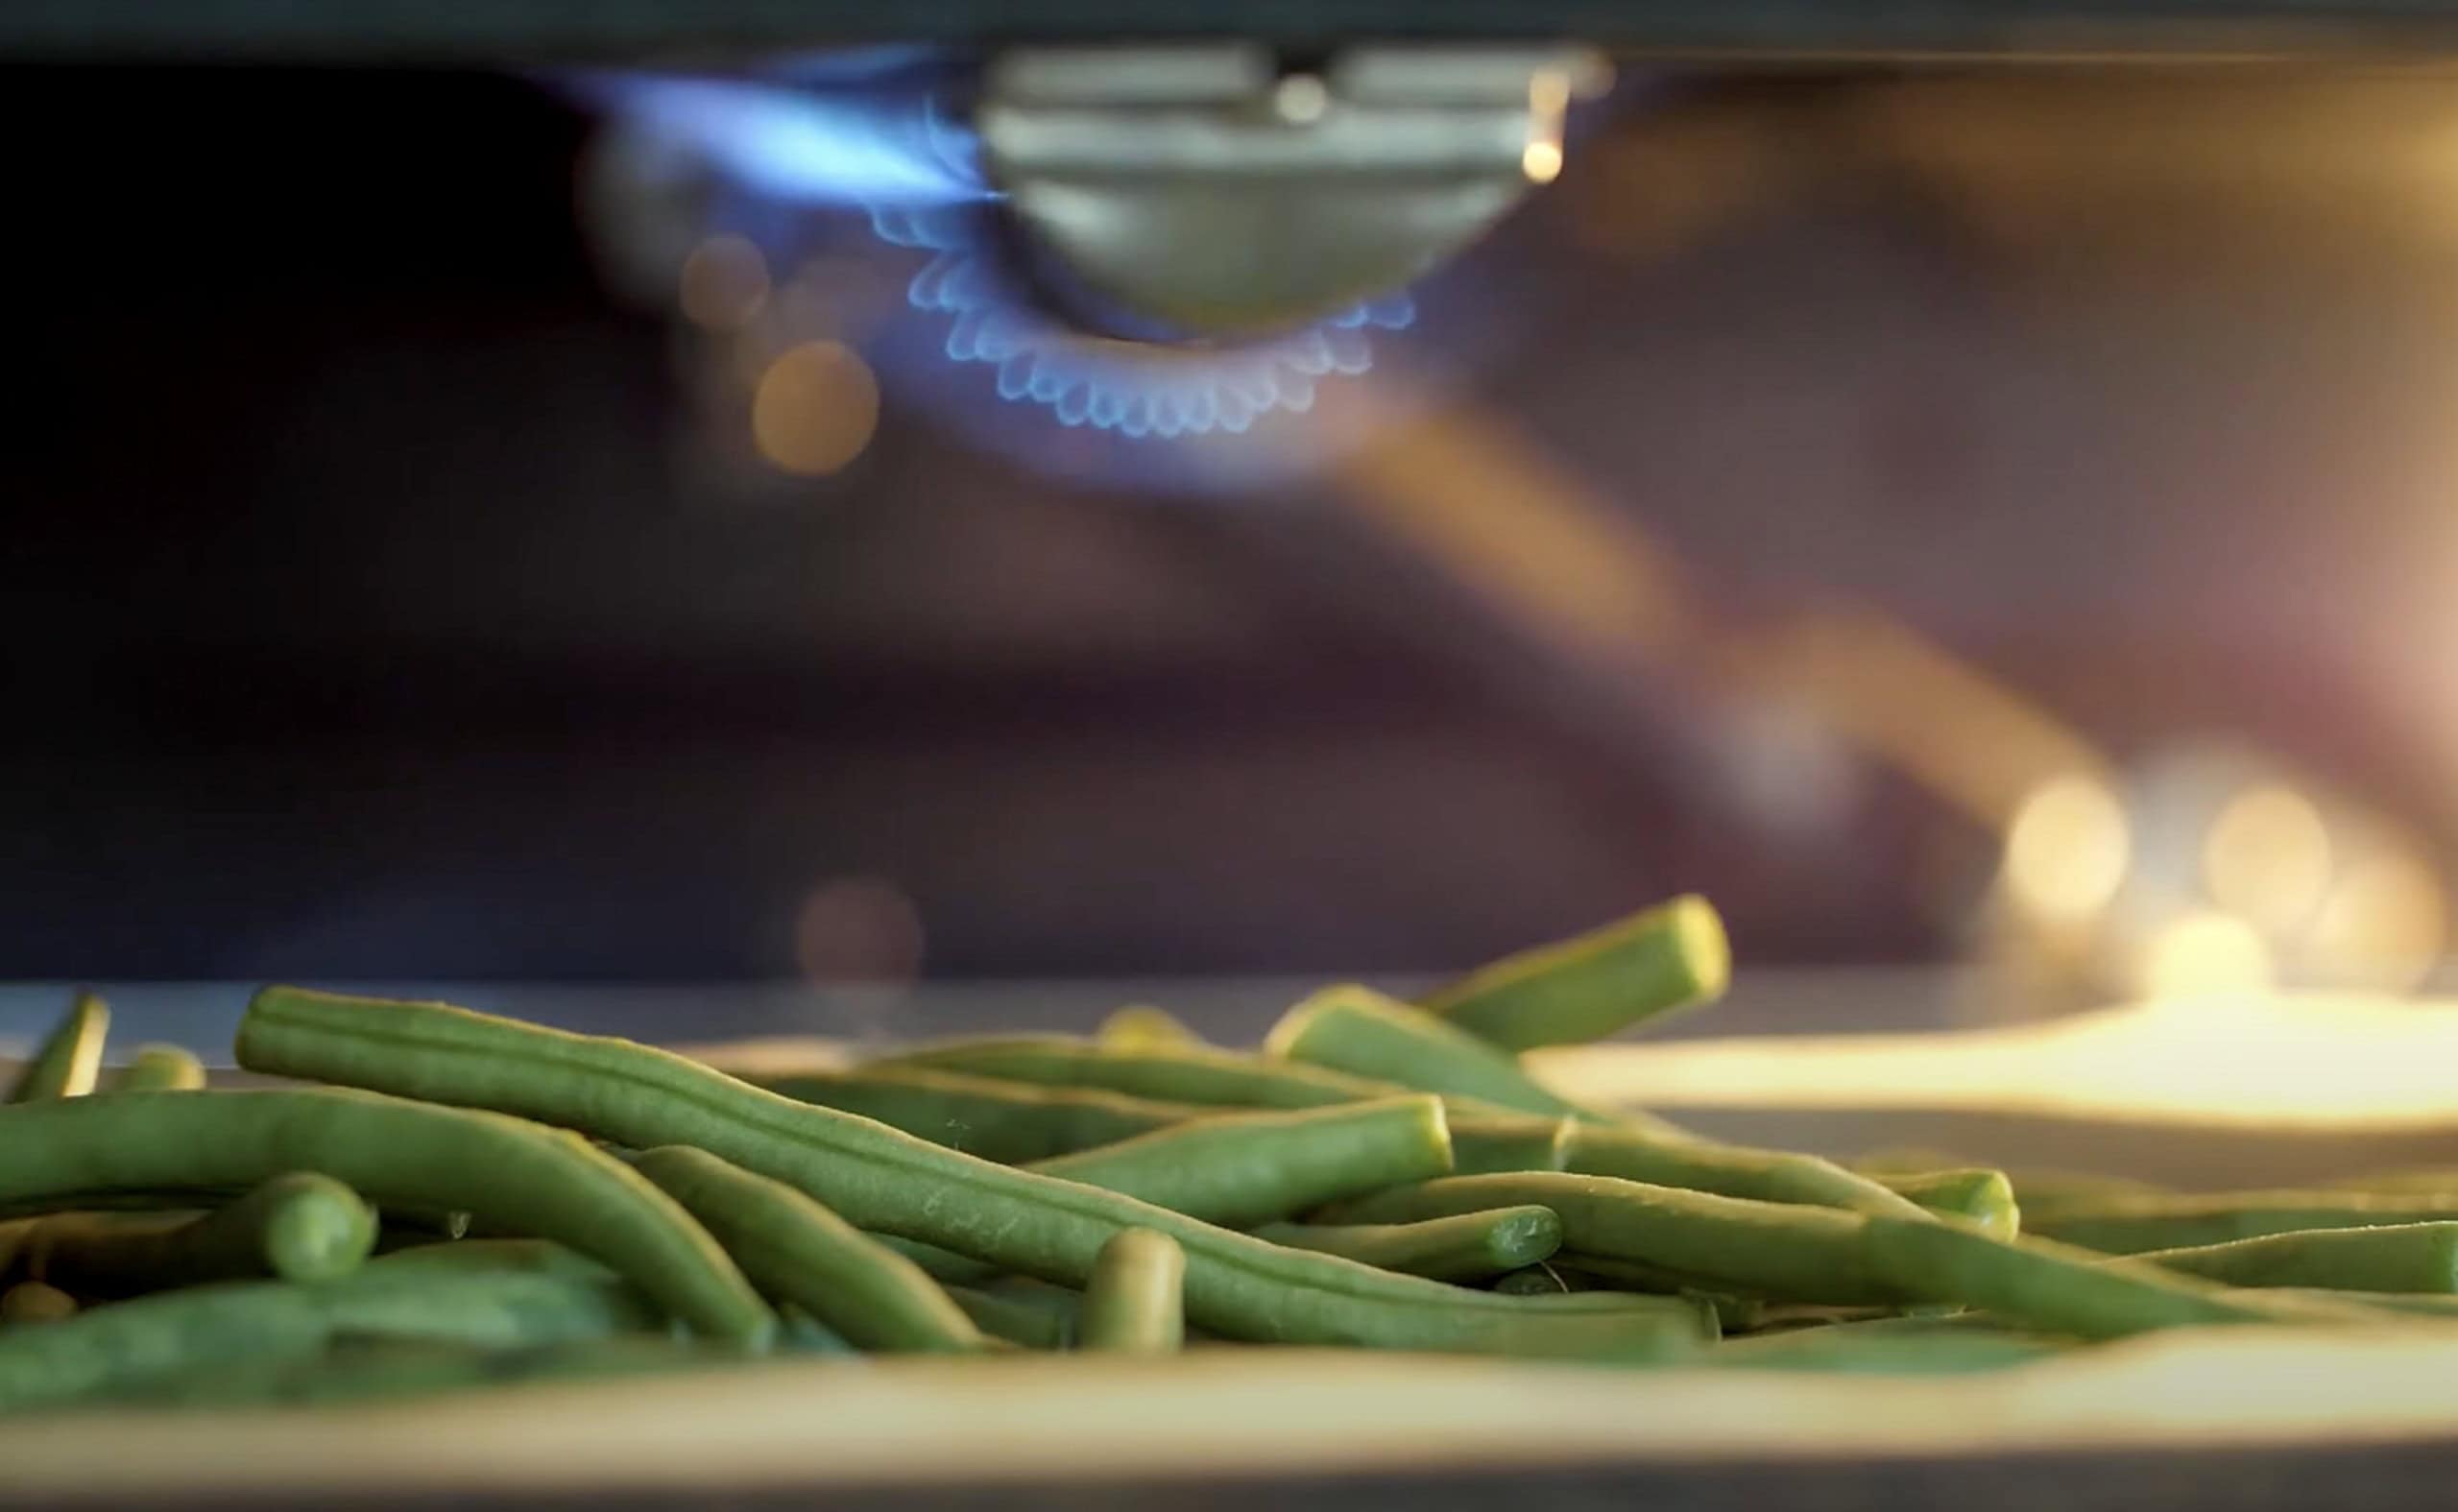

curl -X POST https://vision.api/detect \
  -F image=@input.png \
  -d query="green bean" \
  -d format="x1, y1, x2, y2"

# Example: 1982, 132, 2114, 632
1320, 1171, 2380, 1336
114, 1334, 758, 1411
1873, 1168, 2020, 1237
2025, 1190, 2458, 1254
1423, 895, 1730, 1050
0, 1279, 333, 1410
322, 1263, 663, 1349
870, 1234, 999, 1285
1557, 1122, 1935, 1221
1029, 1096, 1454, 1228
1449, 1116, 1570, 1175
873, 1102, 1458, 1267
1078, 1229, 1186, 1354
2124, 1222, 2458, 1294
0, 1282, 78, 1325
1097, 1005, 1205, 1049
1856, 1216, 2391, 1338
1711, 1316, 2068, 1374
1251, 1208, 1562, 1284
1545, 1254, 1771, 1329
111, 1045, 206, 1093
750, 1065, 1197, 1164
1490, 1264, 1571, 1296
945, 1282, 1075, 1349
0, 1254, 666, 1412
868, 1033, 1409, 1112
355, 1237, 613, 1283
236, 988, 1709, 1360
1317, 1172, 1900, 1306
16, 1171, 378, 1295
1264, 985, 1616, 1123
1553, 1259, 1770, 1327
7, 992, 109, 1103
631, 1145, 983, 1355
0, 1087, 772, 1346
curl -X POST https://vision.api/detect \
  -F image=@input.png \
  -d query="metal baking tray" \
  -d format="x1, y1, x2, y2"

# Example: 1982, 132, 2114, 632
9, 974, 2458, 1508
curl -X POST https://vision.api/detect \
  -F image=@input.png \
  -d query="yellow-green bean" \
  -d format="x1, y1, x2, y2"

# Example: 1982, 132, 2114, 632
1557, 1122, 1935, 1221
0, 1282, 78, 1325
7, 993, 108, 1103
1077, 1229, 1185, 1354
15, 1171, 378, 1295
111, 1046, 207, 1093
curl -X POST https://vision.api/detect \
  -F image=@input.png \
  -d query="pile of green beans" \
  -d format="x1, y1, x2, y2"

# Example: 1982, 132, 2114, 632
9, 888, 2458, 1413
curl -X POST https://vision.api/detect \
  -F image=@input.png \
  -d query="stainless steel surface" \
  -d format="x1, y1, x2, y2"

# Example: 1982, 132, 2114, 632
979, 44, 1601, 334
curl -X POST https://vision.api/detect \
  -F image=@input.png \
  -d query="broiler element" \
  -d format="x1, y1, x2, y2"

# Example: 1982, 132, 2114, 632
977, 44, 1610, 337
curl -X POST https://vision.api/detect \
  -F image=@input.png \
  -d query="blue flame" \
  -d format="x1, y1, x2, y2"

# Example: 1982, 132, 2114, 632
875, 207, 1414, 439
583, 68, 1412, 440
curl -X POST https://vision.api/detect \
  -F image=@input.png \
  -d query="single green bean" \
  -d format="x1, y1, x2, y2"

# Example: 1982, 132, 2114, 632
1856, 1216, 2391, 1339
1264, 985, 1614, 1123
322, 1262, 663, 1349
0, 1256, 665, 1412
945, 1282, 1075, 1349
1711, 1317, 2068, 1374
0, 1087, 771, 1346
632, 1145, 983, 1355
1317, 1172, 1900, 1306
18, 1171, 378, 1295
111, 1045, 207, 1093
7, 993, 109, 1103
2025, 1190, 2458, 1254
1875, 1168, 2021, 1237
237, 988, 1710, 1361
1545, 1253, 1771, 1329
1251, 1207, 1562, 1284
0, 1279, 333, 1410
750, 1065, 1197, 1164
0, 1282, 78, 1325
2124, 1222, 2458, 1294
874, 1101, 1458, 1269
113, 1334, 759, 1411
1029, 1096, 1453, 1228
867, 1033, 1408, 1112
1097, 1005, 1206, 1049
1078, 1229, 1185, 1354
1322, 1172, 2382, 1336
1556, 1122, 1934, 1221
1422, 895, 1730, 1050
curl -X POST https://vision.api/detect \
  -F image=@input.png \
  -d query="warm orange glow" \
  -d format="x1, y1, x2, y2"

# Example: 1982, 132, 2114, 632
752, 341, 880, 476
679, 234, 769, 331
2309, 852, 2446, 991
2139, 909, 2274, 999
2204, 784, 2331, 929
2003, 777, 2131, 924
1522, 139, 1565, 183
